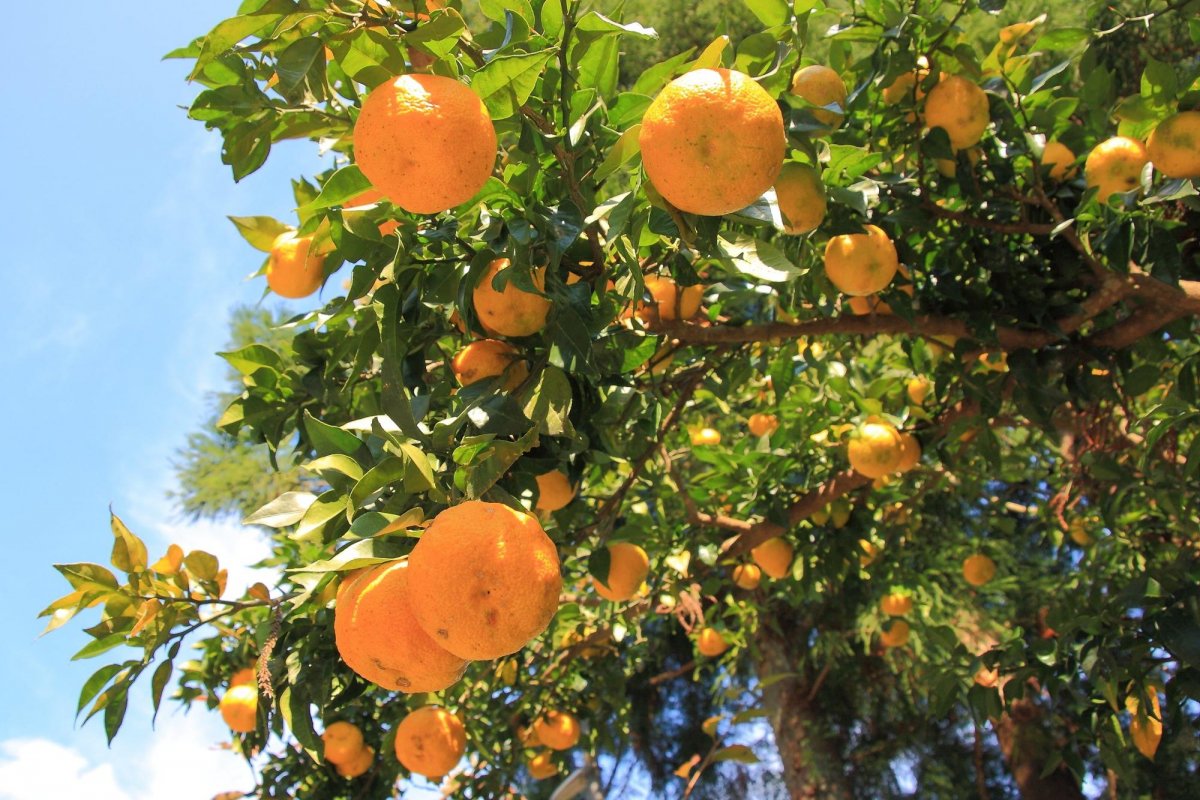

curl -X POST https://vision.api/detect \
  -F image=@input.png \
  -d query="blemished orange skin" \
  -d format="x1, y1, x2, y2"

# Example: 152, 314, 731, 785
322, 721, 365, 765
880, 593, 913, 617
640, 275, 704, 321
923, 75, 990, 150
790, 65, 847, 129
751, 537, 794, 580
847, 420, 905, 478
593, 541, 650, 602
534, 470, 576, 511
895, 432, 921, 473
219, 684, 258, 733
354, 74, 496, 214
963, 554, 997, 587
451, 339, 528, 391
880, 620, 910, 648
775, 163, 826, 235
696, 627, 730, 657
732, 563, 762, 590
1085, 136, 1150, 202
1041, 141, 1077, 181
266, 231, 326, 299
528, 750, 558, 779
533, 711, 581, 751
394, 706, 467, 779
748, 413, 779, 437
639, 68, 786, 216
336, 745, 375, 778
824, 225, 899, 296
1147, 111, 1200, 179
407, 501, 562, 659
473, 258, 552, 338
334, 561, 468, 692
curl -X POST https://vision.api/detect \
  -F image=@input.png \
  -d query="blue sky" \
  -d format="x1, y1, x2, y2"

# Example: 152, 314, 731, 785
0, 4, 325, 797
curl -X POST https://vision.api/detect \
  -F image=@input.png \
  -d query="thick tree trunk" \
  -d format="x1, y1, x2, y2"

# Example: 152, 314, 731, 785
756, 626, 853, 800
994, 699, 1085, 800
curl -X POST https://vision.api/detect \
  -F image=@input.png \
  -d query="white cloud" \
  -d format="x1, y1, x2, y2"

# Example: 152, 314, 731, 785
0, 738, 130, 800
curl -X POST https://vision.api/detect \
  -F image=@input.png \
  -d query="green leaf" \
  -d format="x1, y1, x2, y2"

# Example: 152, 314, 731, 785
398, 442, 440, 496
244, 491, 318, 528
56, 563, 119, 594
520, 366, 574, 437
104, 684, 130, 745
110, 513, 148, 574
472, 48, 557, 120
349, 456, 407, 509
1141, 58, 1178, 108
1032, 28, 1089, 51
228, 215, 290, 252
219, 344, 284, 375
289, 537, 409, 573
575, 35, 620, 98
184, 550, 219, 581
150, 660, 173, 724
76, 663, 126, 718
187, 2, 294, 81
718, 235, 802, 282
72, 633, 129, 661
293, 489, 349, 543
712, 744, 759, 764
594, 125, 642, 182
588, 546, 612, 586
575, 12, 656, 38
404, 9, 468, 57
303, 412, 366, 458
275, 36, 324, 94
741, 0, 789, 27
458, 426, 539, 499
300, 165, 373, 212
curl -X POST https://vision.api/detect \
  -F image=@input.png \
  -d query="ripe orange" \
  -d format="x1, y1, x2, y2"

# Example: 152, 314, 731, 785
451, 339, 528, 391
880, 620, 910, 648
1085, 136, 1149, 202
1041, 141, 1077, 181
1147, 111, 1200, 179
846, 293, 894, 315
846, 419, 905, 478
748, 413, 779, 437
266, 231, 326, 299
528, 750, 558, 780
641, 275, 704, 321
535, 470, 576, 512
691, 427, 721, 446
775, 163, 826, 235
394, 706, 467, 779
229, 667, 256, 688
880, 592, 913, 617
962, 554, 996, 587
336, 745, 375, 778
533, 711, 581, 751
407, 501, 562, 659
924, 75, 990, 150
824, 225, 899, 296
593, 541, 650, 602
907, 376, 931, 406
219, 684, 258, 733
882, 64, 934, 107
696, 627, 730, 657
732, 563, 762, 590
334, 561, 468, 692
354, 74, 496, 214
639, 68, 786, 216
751, 537, 794, 580
974, 666, 1000, 688
790, 65, 847, 129
895, 432, 921, 473
473, 258, 552, 338
935, 146, 981, 178
1127, 690, 1163, 760
322, 721, 365, 765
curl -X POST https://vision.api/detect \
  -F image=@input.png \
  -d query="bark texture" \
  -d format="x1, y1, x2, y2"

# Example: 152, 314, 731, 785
994, 699, 1085, 800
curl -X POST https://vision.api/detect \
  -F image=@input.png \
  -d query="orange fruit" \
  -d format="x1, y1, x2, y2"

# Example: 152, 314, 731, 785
696, 627, 730, 657
641, 275, 704, 321
266, 231, 326, 299
935, 146, 981, 178
923, 75, 990, 150
790, 65, 847, 129
882, 65, 934, 106
528, 750, 558, 780
974, 666, 1000, 688
880, 592, 913, 617
690, 427, 721, 446
1041, 141, 1077, 181
1147, 111, 1200, 179
824, 225, 899, 296
354, 74, 496, 214
407, 501, 562, 659
473, 258, 552, 338
219, 684, 258, 733
895, 432, 921, 473
906, 376, 931, 405
229, 667, 256, 688
748, 413, 779, 437
858, 539, 880, 566
732, 563, 762, 590
1127, 690, 1163, 760
1085, 136, 1149, 202
394, 706, 467, 779
846, 294, 891, 315
334, 561, 468, 692
775, 162, 827, 235
534, 470, 576, 512
451, 339, 528, 391
532, 711, 581, 751
322, 721, 366, 765
639, 68, 786, 216
336, 745, 375, 778
846, 419, 905, 478
880, 620, 910, 648
593, 541, 650, 602
751, 537, 794, 580
962, 554, 996, 587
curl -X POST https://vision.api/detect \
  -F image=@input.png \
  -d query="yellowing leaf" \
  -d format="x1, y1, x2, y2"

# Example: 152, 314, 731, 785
664, 551, 691, 577
151, 544, 184, 575
248, 582, 271, 602
674, 753, 701, 778
129, 599, 161, 637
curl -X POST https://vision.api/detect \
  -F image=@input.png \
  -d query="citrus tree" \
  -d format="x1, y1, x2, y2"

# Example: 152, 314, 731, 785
44, 1, 1200, 798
